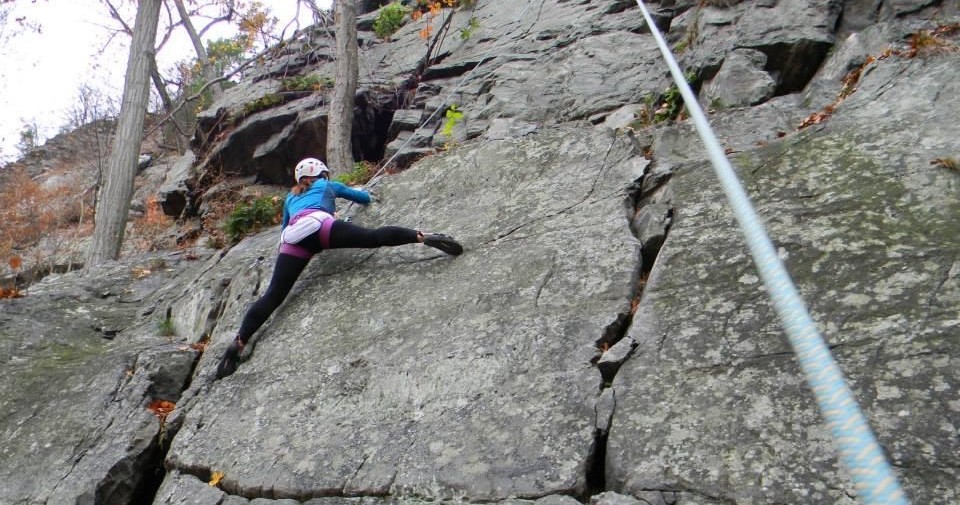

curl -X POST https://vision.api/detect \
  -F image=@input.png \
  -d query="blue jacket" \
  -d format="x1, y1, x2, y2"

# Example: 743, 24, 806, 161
281, 180, 371, 228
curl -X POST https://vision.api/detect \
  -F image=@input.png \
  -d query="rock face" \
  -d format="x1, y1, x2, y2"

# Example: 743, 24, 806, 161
0, 255, 205, 504
167, 127, 640, 501
2, 1, 959, 505
608, 51, 960, 504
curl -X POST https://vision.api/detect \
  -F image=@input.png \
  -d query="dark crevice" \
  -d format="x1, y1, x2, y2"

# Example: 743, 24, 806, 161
89, 409, 178, 505
128, 362, 203, 504
421, 57, 490, 81
113, 324, 210, 504
647, 7, 674, 34
604, 0, 636, 15
585, 429, 609, 497
593, 312, 634, 354
597, 336, 640, 387
79, 428, 167, 505
584, 156, 676, 498
172, 340, 206, 414
352, 89, 400, 163
752, 40, 834, 96
125, 434, 167, 505
176, 462, 353, 502
363, 10, 495, 172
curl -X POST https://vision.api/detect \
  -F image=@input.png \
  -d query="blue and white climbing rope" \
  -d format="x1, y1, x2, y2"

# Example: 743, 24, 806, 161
632, 2, 908, 504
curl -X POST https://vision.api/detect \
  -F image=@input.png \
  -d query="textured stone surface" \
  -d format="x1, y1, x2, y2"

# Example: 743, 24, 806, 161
607, 53, 960, 504
0, 255, 204, 505
702, 48, 776, 108
166, 126, 641, 502
3, 1, 959, 504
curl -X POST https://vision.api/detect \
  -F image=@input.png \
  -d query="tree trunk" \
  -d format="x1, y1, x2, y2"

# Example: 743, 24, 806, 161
102, 0, 175, 134
327, 0, 358, 174
86, 0, 162, 266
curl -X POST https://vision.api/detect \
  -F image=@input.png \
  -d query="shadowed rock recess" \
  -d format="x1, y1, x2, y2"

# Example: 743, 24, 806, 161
2, 0, 959, 504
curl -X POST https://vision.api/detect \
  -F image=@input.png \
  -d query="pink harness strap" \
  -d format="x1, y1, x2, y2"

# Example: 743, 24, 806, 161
278, 242, 312, 258
319, 216, 336, 249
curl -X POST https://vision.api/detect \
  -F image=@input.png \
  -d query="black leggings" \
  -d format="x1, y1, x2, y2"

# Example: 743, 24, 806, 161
235, 220, 419, 342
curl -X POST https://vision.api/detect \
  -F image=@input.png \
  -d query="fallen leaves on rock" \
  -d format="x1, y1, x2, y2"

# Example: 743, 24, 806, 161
147, 400, 176, 422
209, 470, 225, 486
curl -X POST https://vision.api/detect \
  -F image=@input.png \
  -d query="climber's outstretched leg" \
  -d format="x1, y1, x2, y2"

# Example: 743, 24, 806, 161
215, 253, 310, 379
328, 220, 463, 256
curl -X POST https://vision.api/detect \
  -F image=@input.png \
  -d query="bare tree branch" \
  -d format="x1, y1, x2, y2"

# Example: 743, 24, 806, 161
173, 0, 223, 99
143, 42, 281, 138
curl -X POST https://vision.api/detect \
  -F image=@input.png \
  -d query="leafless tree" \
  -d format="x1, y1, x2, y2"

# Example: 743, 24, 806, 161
63, 83, 119, 130
171, 0, 224, 100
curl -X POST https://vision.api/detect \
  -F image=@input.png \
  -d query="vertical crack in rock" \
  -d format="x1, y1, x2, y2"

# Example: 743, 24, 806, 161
80, 345, 203, 505
353, 89, 399, 164
115, 431, 167, 505
103, 277, 228, 505
249, 255, 266, 296
585, 160, 674, 498
535, 252, 559, 308
126, 345, 205, 505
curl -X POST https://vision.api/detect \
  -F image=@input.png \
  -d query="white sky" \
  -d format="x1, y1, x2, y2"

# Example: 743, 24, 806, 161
0, 0, 329, 163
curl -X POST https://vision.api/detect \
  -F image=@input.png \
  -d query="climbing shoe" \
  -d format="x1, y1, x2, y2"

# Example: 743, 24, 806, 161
215, 338, 245, 379
422, 233, 463, 256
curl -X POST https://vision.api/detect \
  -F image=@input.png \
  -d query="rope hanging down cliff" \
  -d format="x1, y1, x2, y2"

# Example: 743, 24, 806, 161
632, 2, 909, 504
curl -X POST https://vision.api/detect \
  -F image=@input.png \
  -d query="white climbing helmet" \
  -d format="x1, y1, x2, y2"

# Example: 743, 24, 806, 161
294, 157, 330, 182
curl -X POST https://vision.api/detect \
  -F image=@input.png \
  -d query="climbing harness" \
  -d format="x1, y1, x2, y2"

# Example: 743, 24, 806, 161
631, 2, 909, 504
281, 209, 335, 245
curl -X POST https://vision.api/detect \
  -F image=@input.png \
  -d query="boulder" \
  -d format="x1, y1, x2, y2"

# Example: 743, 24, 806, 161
158, 151, 197, 217
702, 48, 777, 109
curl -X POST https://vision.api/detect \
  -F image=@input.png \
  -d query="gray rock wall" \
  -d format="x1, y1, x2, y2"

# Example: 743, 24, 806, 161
608, 52, 960, 504
164, 126, 643, 502
1, 1, 958, 504
0, 257, 204, 504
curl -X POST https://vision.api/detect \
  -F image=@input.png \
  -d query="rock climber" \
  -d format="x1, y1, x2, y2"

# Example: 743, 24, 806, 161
215, 157, 462, 379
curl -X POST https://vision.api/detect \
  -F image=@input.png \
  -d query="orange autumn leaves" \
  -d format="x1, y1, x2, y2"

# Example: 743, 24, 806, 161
0, 286, 21, 298
147, 400, 176, 422
208, 470, 225, 486
799, 24, 959, 130
412, 0, 457, 39
1, 256, 23, 299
